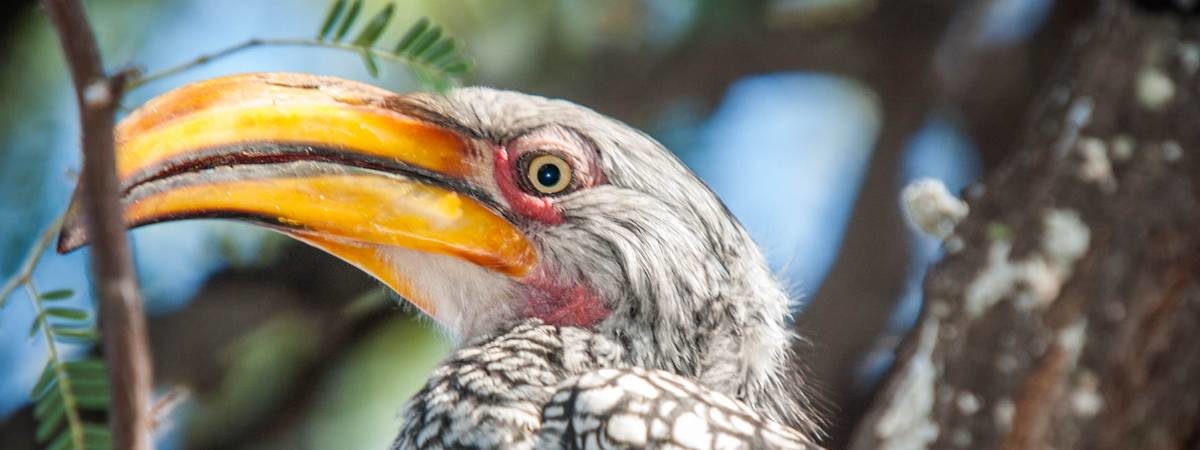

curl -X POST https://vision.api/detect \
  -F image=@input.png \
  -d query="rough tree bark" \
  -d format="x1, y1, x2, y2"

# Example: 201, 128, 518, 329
42, 1, 154, 449
849, 2, 1200, 449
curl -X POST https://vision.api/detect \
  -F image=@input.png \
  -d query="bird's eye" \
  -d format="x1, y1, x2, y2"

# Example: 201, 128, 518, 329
524, 154, 573, 195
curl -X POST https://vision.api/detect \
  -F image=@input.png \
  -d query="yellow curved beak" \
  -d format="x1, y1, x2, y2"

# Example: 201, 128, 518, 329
58, 73, 536, 316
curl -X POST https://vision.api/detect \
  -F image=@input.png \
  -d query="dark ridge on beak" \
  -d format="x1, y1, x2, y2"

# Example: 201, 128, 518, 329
119, 142, 500, 211
58, 142, 519, 254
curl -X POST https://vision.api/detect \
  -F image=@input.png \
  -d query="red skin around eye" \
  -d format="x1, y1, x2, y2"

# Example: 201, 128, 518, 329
493, 144, 611, 327
492, 145, 564, 224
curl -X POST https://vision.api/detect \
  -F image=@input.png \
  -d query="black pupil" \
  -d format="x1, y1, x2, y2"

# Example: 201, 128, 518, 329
536, 162, 561, 188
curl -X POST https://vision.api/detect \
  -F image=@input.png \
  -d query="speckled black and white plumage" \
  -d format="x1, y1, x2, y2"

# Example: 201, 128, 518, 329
395, 320, 624, 449
394, 320, 820, 450
540, 367, 818, 450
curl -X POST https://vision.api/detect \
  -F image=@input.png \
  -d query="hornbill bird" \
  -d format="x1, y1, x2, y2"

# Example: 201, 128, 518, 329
59, 73, 825, 450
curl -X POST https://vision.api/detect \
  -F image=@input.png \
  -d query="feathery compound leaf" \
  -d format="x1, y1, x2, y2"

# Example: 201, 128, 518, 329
333, 0, 363, 41
40, 289, 74, 301
22, 279, 104, 450
303, 4, 469, 90
385, 19, 473, 90
352, 3, 394, 48
317, 0, 348, 40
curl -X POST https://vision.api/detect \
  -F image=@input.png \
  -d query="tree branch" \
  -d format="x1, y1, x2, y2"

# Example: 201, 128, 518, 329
127, 37, 457, 90
848, 1, 1200, 448
41, 1, 153, 449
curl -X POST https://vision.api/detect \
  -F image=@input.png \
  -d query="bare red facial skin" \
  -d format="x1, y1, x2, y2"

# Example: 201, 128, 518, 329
492, 145, 564, 224
491, 128, 609, 327
521, 268, 610, 328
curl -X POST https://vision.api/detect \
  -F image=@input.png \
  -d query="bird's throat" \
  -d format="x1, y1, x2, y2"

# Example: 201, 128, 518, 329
522, 274, 609, 328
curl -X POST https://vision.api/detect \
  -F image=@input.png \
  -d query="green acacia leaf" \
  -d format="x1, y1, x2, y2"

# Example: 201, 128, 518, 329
34, 386, 62, 418
29, 315, 43, 338
40, 289, 74, 301
75, 394, 111, 410
419, 38, 454, 63
45, 307, 88, 321
64, 359, 106, 376
50, 326, 97, 343
442, 61, 470, 75
318, 0, 348, 40
393, 18, 429, 53
71, 378, 108, 396
405, 25, 442, 59
84, 426, 112, 450
84, 424, 111, 440
361, 51, 380, 77
352, 3, 394, 47
333, 0, 363, 41
46, 429, 73, 450
411, 66, 451, 93
34, 399, 65, 442
32, 362, 57, 397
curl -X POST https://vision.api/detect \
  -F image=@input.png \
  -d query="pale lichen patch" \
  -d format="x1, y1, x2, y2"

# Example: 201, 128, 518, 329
1042, 209, 1091, 269
951, 429, 973, 447
1076, 137, 1117, 192
84, 80, 113, 108
1056, 319, 1088, 365
945, 236, 965, 254
956, 392, 981, 415
995, 354, 1020, 373
1071, 371, 1103, 417
965, 240, 1021, 317
1179, 42, 1200, 74
1163, 141, 1183, 162
965, 210, 1090, 318
875, 321, 941, 450
902, 178, 970, 239
1110, 134, 1135, 162
1137, 66, 1175, 111
993, 399, 1015, 432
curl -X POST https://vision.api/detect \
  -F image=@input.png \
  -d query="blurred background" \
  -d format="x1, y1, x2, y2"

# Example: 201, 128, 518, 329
0, 0, 1094, 448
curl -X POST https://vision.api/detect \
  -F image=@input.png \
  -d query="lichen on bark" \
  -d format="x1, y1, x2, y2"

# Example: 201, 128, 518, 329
848, 2, 1200, 449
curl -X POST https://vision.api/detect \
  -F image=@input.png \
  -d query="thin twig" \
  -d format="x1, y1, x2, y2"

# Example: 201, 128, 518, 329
0, 213, 65, 309
25, 280, 87, 450
150, 385, 191, 433
129, 37, 441, 90
41, 1, 154, 450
